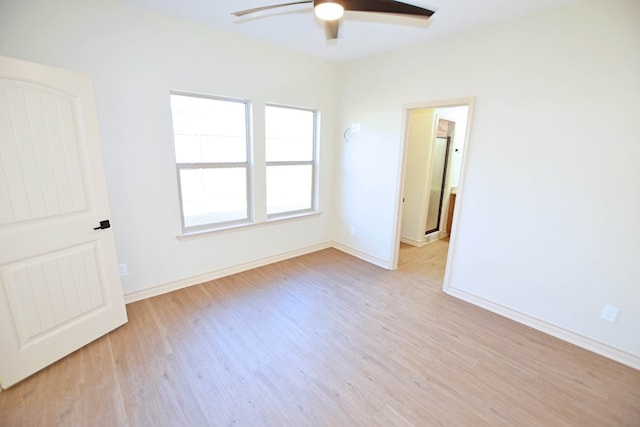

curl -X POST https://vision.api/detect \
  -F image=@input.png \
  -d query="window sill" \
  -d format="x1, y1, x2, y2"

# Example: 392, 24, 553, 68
176, 210, 321, 240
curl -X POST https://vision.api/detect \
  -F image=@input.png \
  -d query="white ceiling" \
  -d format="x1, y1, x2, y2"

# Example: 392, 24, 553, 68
116, 0, 580, 62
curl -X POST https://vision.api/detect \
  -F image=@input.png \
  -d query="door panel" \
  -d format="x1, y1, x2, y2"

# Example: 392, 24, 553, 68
0, 80, 87, 225
0, 56, 127, 389
2, 243, 107, 345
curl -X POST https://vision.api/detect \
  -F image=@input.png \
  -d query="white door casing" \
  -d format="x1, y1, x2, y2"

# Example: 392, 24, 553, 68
0, 56, 127, 389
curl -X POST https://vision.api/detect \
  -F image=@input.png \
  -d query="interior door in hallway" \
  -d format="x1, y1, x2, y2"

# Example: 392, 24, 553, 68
0, 56, 127, 388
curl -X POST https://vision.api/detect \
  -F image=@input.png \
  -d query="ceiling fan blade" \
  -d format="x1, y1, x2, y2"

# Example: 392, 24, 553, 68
324, 20, 340, 40
232, 1, 312, 17
343, 0, 435, 18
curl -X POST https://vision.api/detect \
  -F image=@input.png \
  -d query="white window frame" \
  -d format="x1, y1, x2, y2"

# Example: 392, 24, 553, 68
170, 91, 253, 233
265, 104, 318, 219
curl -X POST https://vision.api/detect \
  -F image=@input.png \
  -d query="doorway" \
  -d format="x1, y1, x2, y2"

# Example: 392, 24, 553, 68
392, 98, 474, 279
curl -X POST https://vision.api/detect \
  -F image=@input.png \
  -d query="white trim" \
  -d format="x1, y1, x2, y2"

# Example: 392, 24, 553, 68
393, 97, 476, 270
442, 99, 476, 292
331, 242, 393, 270
424, 231, 443, 244
125, 240, 391, 304
169, 92, 252, 234
400, 237, 428, 247
390, 107, 412, 268
124, 241, 332, 303
176, 211, 321, 240
400, 235, 448, 247
123, 238, 639, 370
265, 103, 319, 218
445, 287, 640, 371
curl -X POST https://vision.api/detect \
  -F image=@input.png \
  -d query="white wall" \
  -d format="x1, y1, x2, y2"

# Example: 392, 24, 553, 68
2, 0, 639, 366
0, 0, 339, 296
336, 0, 640, 362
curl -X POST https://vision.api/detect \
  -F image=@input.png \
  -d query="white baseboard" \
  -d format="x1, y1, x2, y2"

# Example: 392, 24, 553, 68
400, 237, 427, 247
331, 241, 393, 270
444, 286, 640, 371
401, 236, 448, 247
125, 240, 393, 304
124, 241, 332, 304
424, 231, 442, 243
124, 242, 638, 371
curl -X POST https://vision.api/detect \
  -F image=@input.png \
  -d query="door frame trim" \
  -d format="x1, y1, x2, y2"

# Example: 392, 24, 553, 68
391, 97, 476, 291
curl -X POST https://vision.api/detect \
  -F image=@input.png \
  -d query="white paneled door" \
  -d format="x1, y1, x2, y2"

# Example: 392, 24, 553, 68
0, 56, 127, 389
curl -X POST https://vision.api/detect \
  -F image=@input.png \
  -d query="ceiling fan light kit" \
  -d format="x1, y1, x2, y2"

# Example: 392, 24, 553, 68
314, 0, 345, 21
232, 0, 435, 40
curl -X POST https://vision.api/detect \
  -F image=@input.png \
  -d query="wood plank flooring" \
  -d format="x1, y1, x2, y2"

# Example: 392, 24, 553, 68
1, 241, 639, 426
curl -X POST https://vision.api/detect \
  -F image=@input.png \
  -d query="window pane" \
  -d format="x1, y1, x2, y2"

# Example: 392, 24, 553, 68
180, 167, 247, 228
170, 94, 247, 163
266, 165, 312, 215
265, 106, 314, 162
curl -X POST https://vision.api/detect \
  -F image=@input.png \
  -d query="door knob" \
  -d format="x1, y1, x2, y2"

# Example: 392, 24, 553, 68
93, 219, 111, 230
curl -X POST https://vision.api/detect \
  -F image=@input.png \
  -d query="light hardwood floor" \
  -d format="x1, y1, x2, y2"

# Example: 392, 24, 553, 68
1, 241, 639, 426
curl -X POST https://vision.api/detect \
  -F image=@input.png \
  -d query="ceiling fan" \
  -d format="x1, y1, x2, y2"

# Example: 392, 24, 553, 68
232, 0, 435, 40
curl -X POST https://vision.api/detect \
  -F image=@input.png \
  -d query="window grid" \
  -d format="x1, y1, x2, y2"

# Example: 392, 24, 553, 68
170, 92, 252, 232
265, 104, 317, 217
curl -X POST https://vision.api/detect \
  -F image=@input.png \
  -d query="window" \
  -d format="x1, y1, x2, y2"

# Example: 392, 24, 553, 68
170, 93, 319, 234
265, 105, 317, 216
170, 93, 250, 231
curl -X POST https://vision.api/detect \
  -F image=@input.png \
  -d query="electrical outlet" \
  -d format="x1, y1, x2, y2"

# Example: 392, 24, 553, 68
119, 263, 128, 277
601, 305, 619, 322
350, 226, 356, 236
